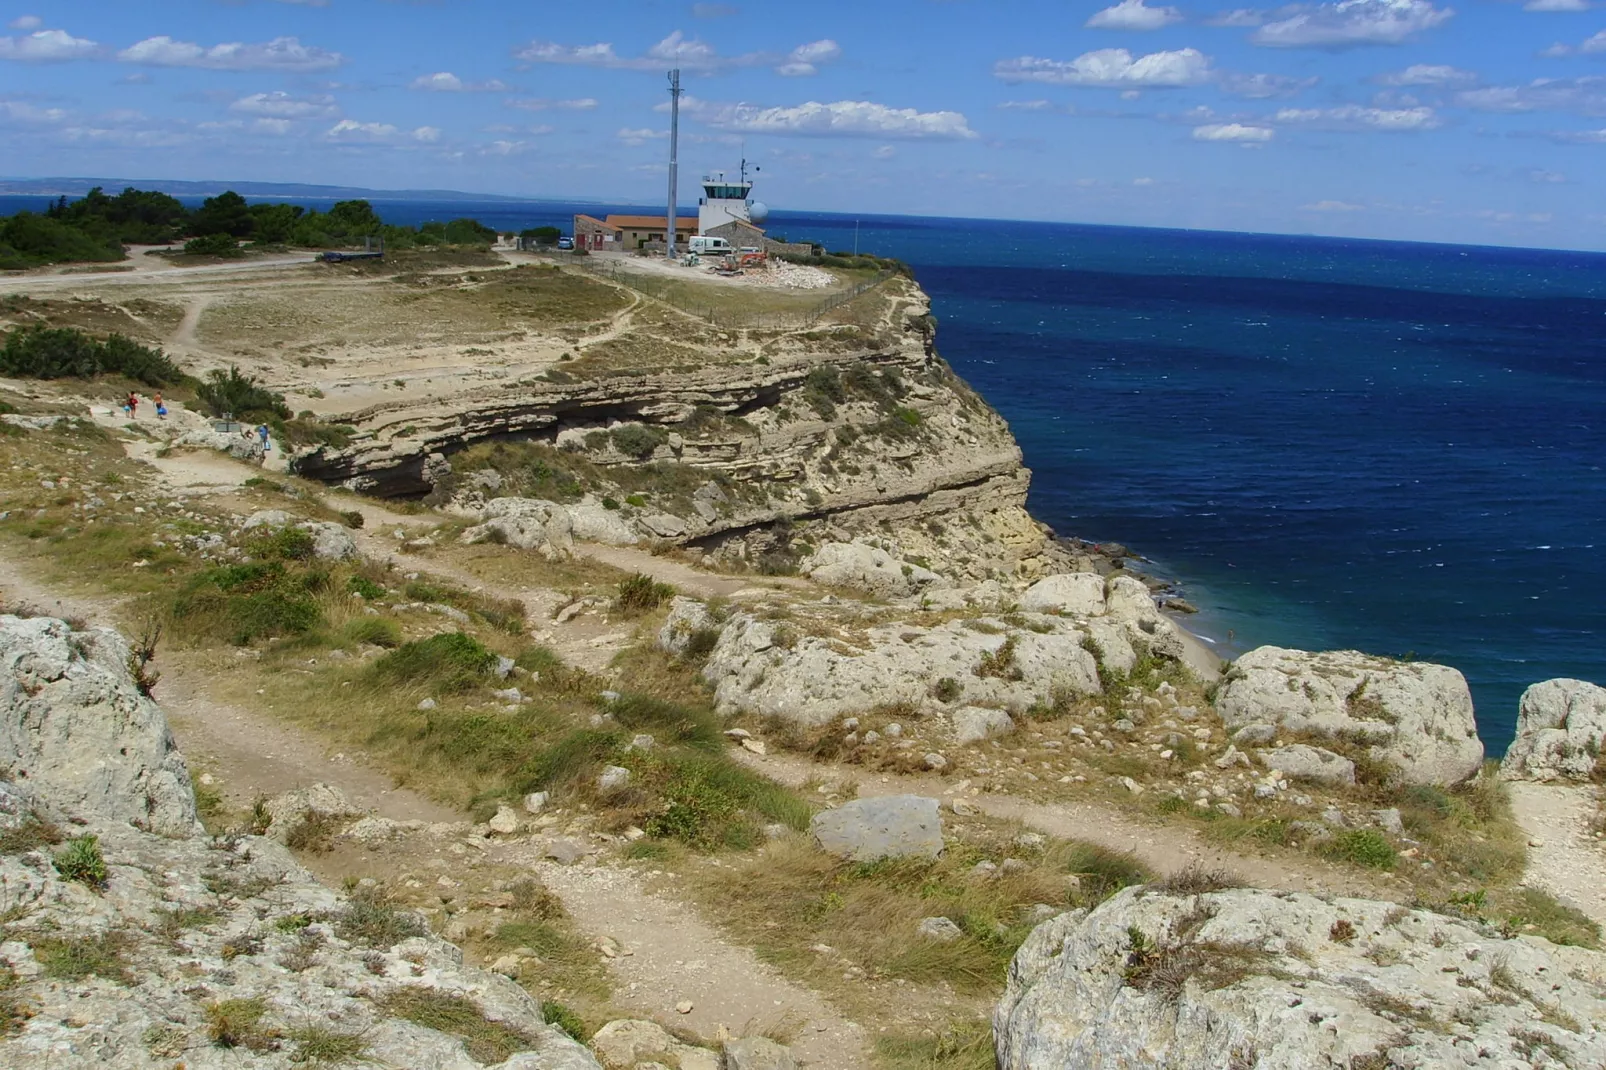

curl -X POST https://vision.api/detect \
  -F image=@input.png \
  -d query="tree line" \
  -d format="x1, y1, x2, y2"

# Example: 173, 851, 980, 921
0, 186, 506, 269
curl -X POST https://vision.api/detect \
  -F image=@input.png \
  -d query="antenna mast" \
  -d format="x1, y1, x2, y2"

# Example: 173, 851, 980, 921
666, 68, 682, 261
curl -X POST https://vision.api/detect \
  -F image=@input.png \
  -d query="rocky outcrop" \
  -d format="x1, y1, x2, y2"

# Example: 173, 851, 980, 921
1214, 646, 1483, 786
1019, 571, 1105, 616
0, 614, 600, 1069
811, 795, 944, 861
0, 615, 197, 837
1260, 743, 1355, 786
178, 428, 264, 463
461, 497, 575, 559
240, 511, 357, 561
995, 885, 1606, 1069
1502, 677, 1606, 782
798, 540, 945, 599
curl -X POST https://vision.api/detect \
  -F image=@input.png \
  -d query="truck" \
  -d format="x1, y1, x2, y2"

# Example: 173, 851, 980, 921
687, 235, 733, 256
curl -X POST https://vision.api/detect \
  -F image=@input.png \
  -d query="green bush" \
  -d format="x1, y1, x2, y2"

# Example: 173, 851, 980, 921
33, 932, 132, 984
343, 616, 402, 648
1325, 828, 1397, 870
195, 366, 291, 422
183, 233, 242, 258
540, 1001, 588, 1041
334, 887, 426, 948
347, 575, 386, 600
377, 988, 539, 1064
53, 834, 109, 889
370, 632, 497, 693
610, 424, 669, 459
616, 573, 675, 614
0, 326, 184, 386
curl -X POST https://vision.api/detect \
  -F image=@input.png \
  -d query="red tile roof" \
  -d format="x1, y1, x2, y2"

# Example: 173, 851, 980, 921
603, 215, 699, 230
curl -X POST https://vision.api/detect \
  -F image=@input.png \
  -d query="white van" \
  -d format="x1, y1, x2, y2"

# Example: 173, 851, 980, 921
688, 235, 733, 255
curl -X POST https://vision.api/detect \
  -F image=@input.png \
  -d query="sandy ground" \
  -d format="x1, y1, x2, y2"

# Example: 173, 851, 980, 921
1508, 781, 1606, 930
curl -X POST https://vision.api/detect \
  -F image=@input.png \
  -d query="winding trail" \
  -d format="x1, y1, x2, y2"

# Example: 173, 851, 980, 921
1507, 781, 1606, 932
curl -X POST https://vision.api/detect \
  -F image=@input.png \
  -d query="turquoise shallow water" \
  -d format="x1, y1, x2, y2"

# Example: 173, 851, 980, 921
7, 195, 1601, 750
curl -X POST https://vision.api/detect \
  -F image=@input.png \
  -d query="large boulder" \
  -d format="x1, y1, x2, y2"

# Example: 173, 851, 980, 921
656, 597, 718, 658
1260, 743, 1355, 786
995, 885, 1606, 1069
811, 795, 944, 862
260, 782, 363, 843
591, 1019, 718, 1069
461, 497, 574, 559
177, 428, 264, 463
567, 501, 640, 546
1214, 646, 1483, 786
1019, 573, 1106, 617
689, 608, 1128, 728
0, 615, 198, 837
300, 520, 359, 561
1502, 678, 1606, 782
799, 540, 945, 599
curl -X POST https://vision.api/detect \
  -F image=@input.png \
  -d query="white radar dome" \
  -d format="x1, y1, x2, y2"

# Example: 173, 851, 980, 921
748, 201, 770, 224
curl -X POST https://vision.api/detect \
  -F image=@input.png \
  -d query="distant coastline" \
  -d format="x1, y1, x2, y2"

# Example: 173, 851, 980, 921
0, 176, 601, 205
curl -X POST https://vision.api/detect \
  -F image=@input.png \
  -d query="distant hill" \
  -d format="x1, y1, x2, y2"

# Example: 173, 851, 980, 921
0, 177, 593, 204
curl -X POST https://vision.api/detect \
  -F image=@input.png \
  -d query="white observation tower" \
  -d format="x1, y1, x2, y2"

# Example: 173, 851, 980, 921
698, 159, 769, 236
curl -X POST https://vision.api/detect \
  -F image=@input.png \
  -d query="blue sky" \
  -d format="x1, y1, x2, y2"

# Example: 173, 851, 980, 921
3, 1, 1605, 249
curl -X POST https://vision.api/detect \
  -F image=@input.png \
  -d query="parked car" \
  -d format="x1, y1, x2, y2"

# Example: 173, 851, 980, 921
557, 236, 574, 250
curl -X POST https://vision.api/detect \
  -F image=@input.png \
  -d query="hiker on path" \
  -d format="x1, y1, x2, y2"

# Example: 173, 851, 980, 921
257, 424, 271, 453
125, 392, 138, 417
153, 392, 166, 418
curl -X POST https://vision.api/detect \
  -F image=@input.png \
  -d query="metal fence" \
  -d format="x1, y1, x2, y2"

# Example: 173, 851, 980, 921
570, 256, 896, 329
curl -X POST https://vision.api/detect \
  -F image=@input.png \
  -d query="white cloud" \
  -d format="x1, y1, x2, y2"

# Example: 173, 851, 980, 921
1455, 78, 1606, 114
0, 28, 98, 61
1301, 199, 1365, 210
1086, 0, 1184, 30
1194, 121, 1278, 139
1529, 169, 1567, 182
1473, 209, 1552, 224
1209, 7, 1268, 24
326, 119, 438, 143
1133, 176, 1156, 185
506, 97, 598, 111
118, 35, 343, 71
998, 99, 1054, 110
230, 91, 337, 118
410, 71, 509, 92
1251, 0, 1454, 48
1379, 63, 1477, 85
617, 127, 668, 145
0, 99, 67, 123
60, 125, 188, 148
994, 48, 1212, 88
1547, 126, 1606, 141
7, 15, 41, 30
1539, 29, 1604, 55
1275, 103, 1441, 128
678, 96, 978, 139
517, 30, 833, 77
1219, 72, 1320, 97
873, 144, 896, 158
1194, 122, 1275, 140
253, 118, 293, 135
776, 39, 841, 76
1524, 0, 1590, 11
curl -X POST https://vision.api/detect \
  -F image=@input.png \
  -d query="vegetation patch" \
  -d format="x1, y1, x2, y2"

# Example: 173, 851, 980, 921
0, 326, 184, 387
377, 988, 540, 1064
53, 834, 109, 890
333, 886, 426, 949
369, 632, 497, 693
615, 572, 676, 614
32, 931, 134, 984
206, 997, 277, 1052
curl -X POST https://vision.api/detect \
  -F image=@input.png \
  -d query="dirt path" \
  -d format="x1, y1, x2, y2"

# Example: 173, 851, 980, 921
737, 750, 1394, 901
1507, 781, 1606, 931
532, 860, 870, 1068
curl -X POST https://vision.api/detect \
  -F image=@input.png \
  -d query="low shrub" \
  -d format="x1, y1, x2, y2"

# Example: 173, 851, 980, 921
1324, 828, 1397, 870
370, 632, 496, 693
342, 616, 402, 648
0, 813, 62, 854
333, 886, 426, 948
286, 1024, 368, 1065
195, 365, 291, 422
32, 932, 132, 984
377, 988, 539, 1064
615, 573, 674, 614
610, 424, 669, 459
205, 997, 275, 1051
540, 1001, 588, 1042
0, 325, 184, 386
53, 834, 109, 889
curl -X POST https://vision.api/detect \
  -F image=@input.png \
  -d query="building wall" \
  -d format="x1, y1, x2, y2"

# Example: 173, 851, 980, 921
707, 220, 766, 249
573, 216, 618, 251
699, 198, 750, 234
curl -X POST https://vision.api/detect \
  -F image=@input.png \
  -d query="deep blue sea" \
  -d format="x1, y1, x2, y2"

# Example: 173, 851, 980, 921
8, 192, 1604, 751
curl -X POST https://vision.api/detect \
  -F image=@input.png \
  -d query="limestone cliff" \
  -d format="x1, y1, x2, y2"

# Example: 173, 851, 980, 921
292, 275, 1063, 582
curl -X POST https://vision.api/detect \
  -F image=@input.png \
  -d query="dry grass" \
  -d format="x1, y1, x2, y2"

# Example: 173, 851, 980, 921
377, 988, 541, 1064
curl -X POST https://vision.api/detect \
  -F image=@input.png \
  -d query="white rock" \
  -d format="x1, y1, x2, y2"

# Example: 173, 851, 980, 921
567, 501, 641, 546
598, 765, 632, 793
994, 885, 1606, 1069
1501, 678, 1606, 782
1019, 573, 1106, 617
262, 783, 363, 843
461, 497, 575, 559
918, 916, 964, 942
811, 795, 944, 861
952, 706, 1017, 746
724, 1035, 798, 1070
1216, 646, 1483, 786
0, 616, 198, 837
799, 539, 946, 599
1261, 743, 1357, 786
523, 791, 550, 814
487, 805, 521, 835
300, 520, 358, 561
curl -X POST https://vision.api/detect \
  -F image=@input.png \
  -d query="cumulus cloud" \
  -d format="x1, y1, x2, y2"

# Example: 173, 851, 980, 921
410, 72, 510, 92
1275, 103, 1440, 127
1524, 0, 1590, 11
776, 39, 841, 76
1251, 0, 1454, 48
517, 30, 837, 77
1193, 121, 1275, 140
0, 99, 67, 122
0, 28, 98, 61
994, 48, 1212, 88
677, 95, 978, 139
506, 97, 598, 111
1542, 29, 1606, 55
1379, 63, 1477, 85
1455, 77, 1606, 115
7, 15, 42, 30
1547, 127, 1606, 141
119, 35, 343, 71
326, 119, 438, 143
1086, 0, 1185, 30
1301, 199, 1365, 210
1219, 71, 1320, 97
1209, 7, 1269, 24
230, 91, 338, 118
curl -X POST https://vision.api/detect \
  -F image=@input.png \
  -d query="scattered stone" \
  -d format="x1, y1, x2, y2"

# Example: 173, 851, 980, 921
799, 539, 945, 598
461, 497, 575, 559
1372, 807, 1405, 835
1019, 572, 1106, 617
740, 738, 768, 755
1120, 776, 1144, 795
724, 1035, 798, 1070
951, 798, 981, 816
1262, 744, 1356, 787
627, 733, 656, 752
598, 765, 632, 793
544, 839, 588, 865
262, 783, 362, 844
1231, 722, 1277, 746
675, 1000, 695, 1015
918, 916, 964, 942
523, 791, 551, 814
924, 752, 949, 771
487, 805, 520, 835
811, 794, 944, 862
953, 705, 1017, 745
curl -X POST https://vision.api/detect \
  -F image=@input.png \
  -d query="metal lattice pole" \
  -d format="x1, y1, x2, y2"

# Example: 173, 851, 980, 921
666, 68, 681, 261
